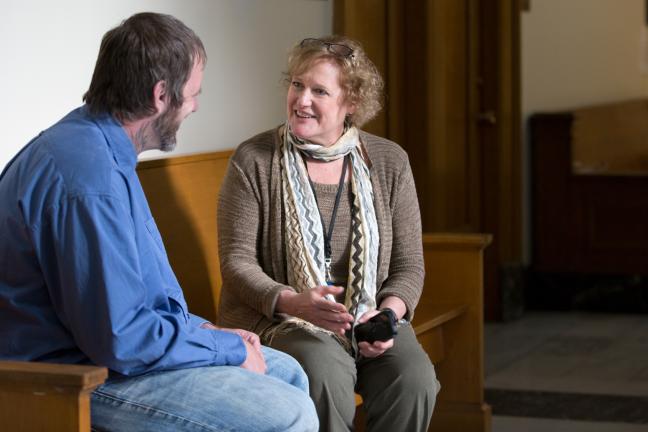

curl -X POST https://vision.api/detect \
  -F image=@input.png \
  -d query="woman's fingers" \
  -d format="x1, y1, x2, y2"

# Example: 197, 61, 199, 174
282, 285, 354, 334
315, 306, 353, 326
312, 309, 353, 334
358, 339, 394, 358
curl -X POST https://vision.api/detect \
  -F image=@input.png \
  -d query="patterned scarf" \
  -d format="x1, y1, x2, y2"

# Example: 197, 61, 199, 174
264, 123, 379, 352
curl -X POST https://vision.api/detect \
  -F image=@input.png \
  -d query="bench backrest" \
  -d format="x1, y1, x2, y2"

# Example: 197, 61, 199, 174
137, 151, 233, 323
137, 150, 492, 431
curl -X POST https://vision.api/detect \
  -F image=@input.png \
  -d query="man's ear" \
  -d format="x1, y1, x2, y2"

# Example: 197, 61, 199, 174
153, 80, 168, 114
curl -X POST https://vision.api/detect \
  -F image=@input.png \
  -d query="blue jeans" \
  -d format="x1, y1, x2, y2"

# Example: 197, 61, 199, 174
91, 346, 318, 432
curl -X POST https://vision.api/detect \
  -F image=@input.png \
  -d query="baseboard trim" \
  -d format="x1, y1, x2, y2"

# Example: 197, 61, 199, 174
486, 388, 648, 424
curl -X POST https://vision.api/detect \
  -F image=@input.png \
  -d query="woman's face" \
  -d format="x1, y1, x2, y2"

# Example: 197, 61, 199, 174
286, 59, 354, 147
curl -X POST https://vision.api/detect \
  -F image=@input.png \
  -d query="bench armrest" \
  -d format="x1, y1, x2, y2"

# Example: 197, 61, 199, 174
0, 361, 107, 432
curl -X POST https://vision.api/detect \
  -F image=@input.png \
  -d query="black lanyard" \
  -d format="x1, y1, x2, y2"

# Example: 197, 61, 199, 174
308, 154, 349, 283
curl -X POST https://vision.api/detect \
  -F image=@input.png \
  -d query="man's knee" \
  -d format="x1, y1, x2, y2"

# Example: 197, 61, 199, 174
214, 371, 319, 432
262, 345, 310, 392
240, 349, 319, 431
278, 388, 320, 432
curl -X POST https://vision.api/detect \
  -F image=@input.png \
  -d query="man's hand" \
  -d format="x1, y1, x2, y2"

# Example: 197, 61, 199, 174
356, 309, 394, 358
216, 327, 261, 351
239, 339, 267, 374
200, 323, 265, 372
275, 286, 354, 336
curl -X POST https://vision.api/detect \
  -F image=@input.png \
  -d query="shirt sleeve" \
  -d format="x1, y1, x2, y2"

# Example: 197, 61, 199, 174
35, 193, 246, 376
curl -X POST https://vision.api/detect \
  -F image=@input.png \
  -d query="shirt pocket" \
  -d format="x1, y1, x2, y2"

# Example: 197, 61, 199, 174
144, 217, 165, 252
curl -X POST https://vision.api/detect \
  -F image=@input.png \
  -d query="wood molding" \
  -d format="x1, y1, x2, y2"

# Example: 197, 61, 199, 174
479, 0, 523, 319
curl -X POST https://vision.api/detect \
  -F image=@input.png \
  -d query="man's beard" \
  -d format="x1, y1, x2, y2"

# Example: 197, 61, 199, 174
152, 105, 182, 152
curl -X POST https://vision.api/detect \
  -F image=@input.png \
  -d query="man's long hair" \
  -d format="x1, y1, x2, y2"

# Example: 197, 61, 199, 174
83, 12, 206, 122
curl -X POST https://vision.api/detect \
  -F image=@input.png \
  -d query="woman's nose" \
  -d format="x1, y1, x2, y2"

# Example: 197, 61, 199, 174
297, 90, 311, 107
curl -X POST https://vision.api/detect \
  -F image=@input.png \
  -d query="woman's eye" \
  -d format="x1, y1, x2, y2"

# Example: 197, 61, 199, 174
292, 81, 303, 88
314, 88, 328, 96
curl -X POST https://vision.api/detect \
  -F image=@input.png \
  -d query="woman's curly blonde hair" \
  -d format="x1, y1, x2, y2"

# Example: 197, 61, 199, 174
284, 35, 384, 128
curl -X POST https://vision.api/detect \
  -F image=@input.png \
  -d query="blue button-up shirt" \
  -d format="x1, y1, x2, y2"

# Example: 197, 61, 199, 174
0, 106, 246, 375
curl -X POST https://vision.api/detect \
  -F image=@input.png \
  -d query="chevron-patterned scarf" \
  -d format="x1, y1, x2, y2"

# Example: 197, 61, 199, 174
265, 123, 379, 352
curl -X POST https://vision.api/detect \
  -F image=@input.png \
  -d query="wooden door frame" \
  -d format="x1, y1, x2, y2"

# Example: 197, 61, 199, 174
478, 0, 523, 320
334, 0, 523, 321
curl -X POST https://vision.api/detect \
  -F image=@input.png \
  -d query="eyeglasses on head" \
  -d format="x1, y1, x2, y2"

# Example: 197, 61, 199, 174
299, 38, 355, 59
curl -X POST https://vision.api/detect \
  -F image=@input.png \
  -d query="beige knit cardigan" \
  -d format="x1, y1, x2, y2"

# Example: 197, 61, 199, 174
216, 127, 424, 335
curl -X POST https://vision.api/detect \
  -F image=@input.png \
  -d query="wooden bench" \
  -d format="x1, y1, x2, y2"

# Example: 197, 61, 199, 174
0, 150, 492, 432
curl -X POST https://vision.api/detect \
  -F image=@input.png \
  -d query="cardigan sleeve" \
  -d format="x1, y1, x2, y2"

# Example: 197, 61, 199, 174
375, 156, 425, 320
217, 158, 292, 320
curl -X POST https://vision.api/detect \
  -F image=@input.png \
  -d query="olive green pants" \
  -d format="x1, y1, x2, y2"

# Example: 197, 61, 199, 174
269, 323, 440, 432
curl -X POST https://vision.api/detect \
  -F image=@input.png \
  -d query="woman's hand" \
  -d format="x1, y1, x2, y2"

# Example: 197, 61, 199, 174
356, 297, 407, 357
276, 286, 354, 336
355, 309, 395, 358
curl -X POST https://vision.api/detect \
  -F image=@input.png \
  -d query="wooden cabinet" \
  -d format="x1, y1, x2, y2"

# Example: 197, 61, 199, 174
530, 112, 648, 276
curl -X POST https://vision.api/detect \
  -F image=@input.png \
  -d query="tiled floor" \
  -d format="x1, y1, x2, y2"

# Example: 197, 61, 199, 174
485, 311, 648, 431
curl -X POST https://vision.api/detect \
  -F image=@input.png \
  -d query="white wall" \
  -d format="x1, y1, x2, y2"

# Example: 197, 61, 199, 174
0, 0, 332, 168
521, 0, 648, 262
522, 0, 648, 116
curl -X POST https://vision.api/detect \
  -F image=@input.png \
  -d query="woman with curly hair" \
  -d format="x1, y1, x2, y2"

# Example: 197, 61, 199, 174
217, 35, 439, 431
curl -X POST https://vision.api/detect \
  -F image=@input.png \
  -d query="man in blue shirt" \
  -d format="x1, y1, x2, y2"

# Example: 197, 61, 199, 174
0, 12, 317, 432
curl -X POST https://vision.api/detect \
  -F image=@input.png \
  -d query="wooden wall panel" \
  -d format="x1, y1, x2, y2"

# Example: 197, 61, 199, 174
336, 0, 480, 234
335, 0, 523, 320
333, 0, 388, 137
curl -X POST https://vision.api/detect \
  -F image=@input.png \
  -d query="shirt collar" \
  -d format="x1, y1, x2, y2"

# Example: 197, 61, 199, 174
85, 106, 138, 170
